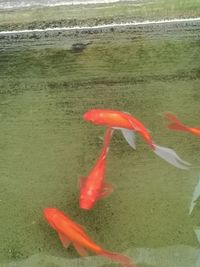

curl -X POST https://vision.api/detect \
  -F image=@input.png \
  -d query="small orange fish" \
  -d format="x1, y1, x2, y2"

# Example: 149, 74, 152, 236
83, 109, 190, 169
79, 127, 114, 210
166, 113, 200, 137
44, 208, 135, 267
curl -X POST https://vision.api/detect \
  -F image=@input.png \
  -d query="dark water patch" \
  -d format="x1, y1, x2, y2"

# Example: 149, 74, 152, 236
71, 42, 92, 53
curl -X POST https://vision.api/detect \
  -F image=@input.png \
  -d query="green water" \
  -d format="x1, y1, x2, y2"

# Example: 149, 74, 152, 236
0, 22, 200, 267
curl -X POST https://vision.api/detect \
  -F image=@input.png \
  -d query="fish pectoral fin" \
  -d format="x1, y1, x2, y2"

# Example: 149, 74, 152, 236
120, 128, 136, 149
58, 232, 71, 248
73, 242, 89, 257
99, 183, 114, 199
71, 221, 87, 234
78, 176, 86, 190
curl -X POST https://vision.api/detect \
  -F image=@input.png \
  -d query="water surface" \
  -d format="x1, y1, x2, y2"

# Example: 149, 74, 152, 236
0, 0, 132, 10
0, 21, 200, 267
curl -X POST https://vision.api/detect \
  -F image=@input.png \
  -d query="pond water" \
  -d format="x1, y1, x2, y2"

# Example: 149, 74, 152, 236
0, 0, 130, 10
0, 21, 200, 267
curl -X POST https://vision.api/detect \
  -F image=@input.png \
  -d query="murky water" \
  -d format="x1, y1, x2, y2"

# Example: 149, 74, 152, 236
0, 21, 200, 267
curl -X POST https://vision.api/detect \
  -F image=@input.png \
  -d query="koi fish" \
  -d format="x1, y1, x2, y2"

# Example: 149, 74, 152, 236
166, 113, 200, 137
79, 127, 114, 210
44, 208, 135, 267
83, 109, 190, 169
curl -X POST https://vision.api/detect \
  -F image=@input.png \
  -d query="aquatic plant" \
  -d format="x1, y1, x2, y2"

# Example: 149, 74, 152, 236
189, 175, 200, 214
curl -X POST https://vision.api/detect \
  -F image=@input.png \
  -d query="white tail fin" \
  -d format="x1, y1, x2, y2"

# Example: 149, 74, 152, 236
112, 127, 136, 149
153, 144, 190, 169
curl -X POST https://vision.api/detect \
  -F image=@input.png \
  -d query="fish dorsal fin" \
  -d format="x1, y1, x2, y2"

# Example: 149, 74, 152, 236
100, 151, 108, 161
98, 182, 113, 199
70, 222, 91, 242
73, 242, 88, 257
127, 117, 141, 131
74, 222, 85, 232
70, 221, 87, 236
58, 232, 71, 248
122, 111, 143, 131
78, 176, 86, 190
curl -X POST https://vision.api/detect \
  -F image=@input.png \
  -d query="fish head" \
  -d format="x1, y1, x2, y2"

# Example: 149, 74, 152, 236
83, 109, 102, 125
43, 208, 58, 229
79, 191, 95, 210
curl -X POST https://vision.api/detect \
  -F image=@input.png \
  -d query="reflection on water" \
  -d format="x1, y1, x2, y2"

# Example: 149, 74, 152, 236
195, 228, 200, 245
1, 246, 200, 267
189, 175, 200, 214
0, 0, 130, 10
0, 21, 200, 266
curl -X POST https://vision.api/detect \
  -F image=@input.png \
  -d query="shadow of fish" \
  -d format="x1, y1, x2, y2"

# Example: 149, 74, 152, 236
71, 42, 92, 53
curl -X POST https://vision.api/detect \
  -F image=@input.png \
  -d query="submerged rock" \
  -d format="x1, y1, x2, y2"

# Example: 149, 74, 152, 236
71, 42, 91, 53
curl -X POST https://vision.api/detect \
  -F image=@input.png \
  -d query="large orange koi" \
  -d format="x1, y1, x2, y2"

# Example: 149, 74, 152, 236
79, 127, 114, 210
44, 208, 135, 267
83, 109, 190, 169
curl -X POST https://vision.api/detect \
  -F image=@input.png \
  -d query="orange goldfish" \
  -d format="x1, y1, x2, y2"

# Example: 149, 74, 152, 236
44, 208, 135, 267
166, 113, 200, 137
79, 127, 114, 210
83, 109, 190, 169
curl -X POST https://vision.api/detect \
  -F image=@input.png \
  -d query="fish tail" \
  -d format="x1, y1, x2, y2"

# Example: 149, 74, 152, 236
165, 113, 188, 132
103, 127, 114, 149
153, 144, 191, 170
100, 250, 136, 267
101, 127, 114, 156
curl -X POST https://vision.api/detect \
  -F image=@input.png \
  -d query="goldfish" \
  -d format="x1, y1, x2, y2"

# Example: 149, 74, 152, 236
79, 127, 114, 210
166, 113, 200, 137
44, 208, 135, 267
83, 109, 190, 169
